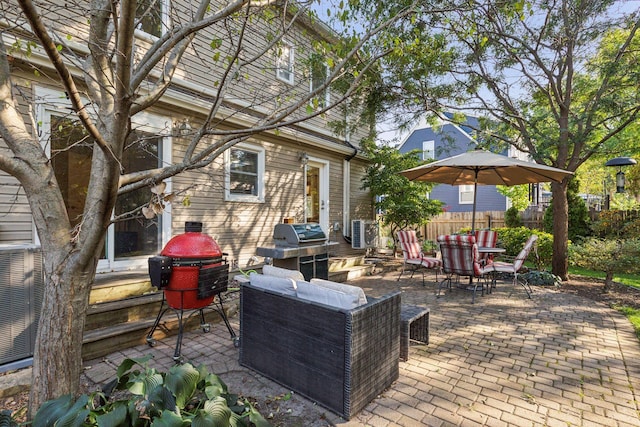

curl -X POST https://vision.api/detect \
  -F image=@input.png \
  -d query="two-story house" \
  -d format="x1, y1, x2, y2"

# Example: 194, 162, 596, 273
397, 114, 510, 214
0, 2, 374, 273
0, 1, 377, 370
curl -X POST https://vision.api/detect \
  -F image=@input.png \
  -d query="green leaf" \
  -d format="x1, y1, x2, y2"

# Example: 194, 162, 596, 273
244, 400, 271, 427
96, 402, 129, 427
164, 363, 199, 408
148, 385, 177, 411
128, 371, 163, 396
0, 410, 18, 427
116, 355, 153, 380
32, 394, 75, 427
204, 373, 228, 400
149, 410, 183, 427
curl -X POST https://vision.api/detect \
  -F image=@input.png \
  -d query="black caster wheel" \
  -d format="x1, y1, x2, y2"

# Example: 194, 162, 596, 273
146, 337, 156, 347
173, 356, 183, 364
202, 324, 211, 333
233, 337, 240, 348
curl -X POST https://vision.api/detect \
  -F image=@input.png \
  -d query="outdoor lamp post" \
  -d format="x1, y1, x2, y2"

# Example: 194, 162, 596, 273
605, 157, 637, 193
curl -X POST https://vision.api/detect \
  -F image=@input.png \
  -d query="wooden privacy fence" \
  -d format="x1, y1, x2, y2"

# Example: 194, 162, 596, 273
415, 209, 545, 242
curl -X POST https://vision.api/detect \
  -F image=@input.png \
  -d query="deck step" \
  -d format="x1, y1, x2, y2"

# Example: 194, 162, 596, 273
83, 299, 238, 360
81, 256, 370, 360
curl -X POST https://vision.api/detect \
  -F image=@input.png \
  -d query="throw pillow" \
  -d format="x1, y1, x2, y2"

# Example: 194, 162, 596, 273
296, 280, 359, 310
310, 278, 367, 306
249, 272, 297, 296
262, 264, 305, 281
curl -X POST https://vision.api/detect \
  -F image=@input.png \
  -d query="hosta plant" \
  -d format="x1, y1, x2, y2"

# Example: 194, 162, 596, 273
32, 355, 270, 427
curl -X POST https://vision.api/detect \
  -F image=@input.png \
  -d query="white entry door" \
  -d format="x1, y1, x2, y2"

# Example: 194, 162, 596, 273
305, 158, 330, 234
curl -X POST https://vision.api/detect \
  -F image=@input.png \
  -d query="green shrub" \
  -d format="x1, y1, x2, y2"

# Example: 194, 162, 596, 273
593, 210, 640, 239
543, 178, 591, 241
569, 238, 640, 290
504, 206, 522, 228
493, 226, 554, 269
520, 270, 561, 287
32, 355, 270, 427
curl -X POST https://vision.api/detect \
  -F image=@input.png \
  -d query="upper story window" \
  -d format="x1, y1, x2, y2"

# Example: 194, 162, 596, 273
135, 0, 168, 38
309, 56, 330, 110
276, 42, 295, 84
422, 140, 435, 161
225, 143, 265, 203
459, 184, 475, 204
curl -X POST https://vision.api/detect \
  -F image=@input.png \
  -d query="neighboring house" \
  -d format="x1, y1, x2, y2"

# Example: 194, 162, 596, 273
0, 2, 376, 276
397, 114, 511, 214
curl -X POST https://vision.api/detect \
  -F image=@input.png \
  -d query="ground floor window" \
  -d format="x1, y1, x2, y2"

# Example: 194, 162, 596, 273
225, 142, 265, 203
38, 87, 171, 271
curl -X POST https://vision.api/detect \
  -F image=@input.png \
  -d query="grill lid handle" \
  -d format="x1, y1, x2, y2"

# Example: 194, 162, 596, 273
185, 221, 203, 233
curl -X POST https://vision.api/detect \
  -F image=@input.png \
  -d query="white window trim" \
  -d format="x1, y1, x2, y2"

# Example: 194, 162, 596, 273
134, 0, 170, 41
224, 142, 265, 203
276, 42, 295, 85
422, 140, 435, 161
34, 86, 172, 273
459, 184, 475, 204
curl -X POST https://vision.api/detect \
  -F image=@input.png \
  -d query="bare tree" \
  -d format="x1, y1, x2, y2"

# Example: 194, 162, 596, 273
0, 0, 419, 416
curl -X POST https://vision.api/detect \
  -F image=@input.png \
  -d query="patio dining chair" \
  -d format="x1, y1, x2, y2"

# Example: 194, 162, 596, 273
475, 229, 497, 265
436, 234, 487, 303
482, 234, 538, 298
396, 230, 442, 286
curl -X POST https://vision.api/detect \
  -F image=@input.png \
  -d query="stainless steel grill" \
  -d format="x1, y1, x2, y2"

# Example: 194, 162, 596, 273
273, 223, 328, 247
257, 223, 337, 280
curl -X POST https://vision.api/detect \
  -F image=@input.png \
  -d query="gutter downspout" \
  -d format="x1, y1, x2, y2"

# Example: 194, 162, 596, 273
343, 137, 358, 244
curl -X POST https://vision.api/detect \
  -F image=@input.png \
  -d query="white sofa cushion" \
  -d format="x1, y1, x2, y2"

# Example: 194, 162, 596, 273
249, 272, 297, 296
262, 264, 305, 281
310, 278, 368, 307
296, 280, 360, 310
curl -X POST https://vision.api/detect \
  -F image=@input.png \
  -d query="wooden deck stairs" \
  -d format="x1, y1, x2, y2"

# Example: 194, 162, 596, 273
82, 256, 377, 361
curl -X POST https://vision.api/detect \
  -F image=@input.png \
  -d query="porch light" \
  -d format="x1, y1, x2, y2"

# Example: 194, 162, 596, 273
172, 118, 192, 136
299, 151, 309, 166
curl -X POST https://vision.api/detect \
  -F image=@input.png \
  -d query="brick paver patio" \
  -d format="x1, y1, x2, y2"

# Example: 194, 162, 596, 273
83, 265, 640, 426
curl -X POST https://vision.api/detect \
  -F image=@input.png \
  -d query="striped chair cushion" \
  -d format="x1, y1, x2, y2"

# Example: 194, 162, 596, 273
437, 234, 482, 277
398, 230, 442, 268
475, 230, 497, 263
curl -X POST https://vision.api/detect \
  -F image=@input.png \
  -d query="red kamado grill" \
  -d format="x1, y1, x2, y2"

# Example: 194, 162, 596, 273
146, 221, 237, 361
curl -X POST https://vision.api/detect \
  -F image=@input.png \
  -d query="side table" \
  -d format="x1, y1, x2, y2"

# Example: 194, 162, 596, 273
400, 304, 430, 361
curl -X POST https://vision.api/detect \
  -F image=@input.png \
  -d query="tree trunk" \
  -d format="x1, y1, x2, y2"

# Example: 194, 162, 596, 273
551, 180, 569, 280
603, 271, 615, 292
28, 254, 97, 419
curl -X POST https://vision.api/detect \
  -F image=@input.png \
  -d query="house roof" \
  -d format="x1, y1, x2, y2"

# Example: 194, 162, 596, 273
396, 114, 479, 153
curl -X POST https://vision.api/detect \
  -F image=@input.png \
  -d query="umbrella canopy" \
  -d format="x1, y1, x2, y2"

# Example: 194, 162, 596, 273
399, 149, 573, 230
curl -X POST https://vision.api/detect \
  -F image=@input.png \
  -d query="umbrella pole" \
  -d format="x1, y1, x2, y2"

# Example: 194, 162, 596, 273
471, 171, 478, 233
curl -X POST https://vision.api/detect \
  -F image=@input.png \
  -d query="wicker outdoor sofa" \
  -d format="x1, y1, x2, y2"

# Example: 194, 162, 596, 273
238, 268, 401, 420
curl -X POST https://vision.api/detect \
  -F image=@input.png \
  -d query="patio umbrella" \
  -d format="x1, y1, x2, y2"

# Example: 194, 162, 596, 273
399, 149, 573, 230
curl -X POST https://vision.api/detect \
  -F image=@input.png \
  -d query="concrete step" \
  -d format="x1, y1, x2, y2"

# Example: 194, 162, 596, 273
328, 255, 366, 272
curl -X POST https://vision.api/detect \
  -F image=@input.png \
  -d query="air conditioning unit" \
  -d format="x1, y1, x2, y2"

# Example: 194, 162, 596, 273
0, 244, 44, 372
351, 220, 379, 249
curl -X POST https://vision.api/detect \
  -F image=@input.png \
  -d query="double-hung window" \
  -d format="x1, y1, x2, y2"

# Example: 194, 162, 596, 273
225, 143, 265, 203
459, 185, 475, 204
422, 140, 435, 161
309, 55, 330, 109
276, 42, 295, 84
